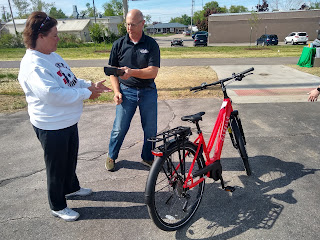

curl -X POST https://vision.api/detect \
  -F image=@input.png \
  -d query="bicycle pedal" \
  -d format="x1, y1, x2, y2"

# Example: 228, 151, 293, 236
224, 186, 235, 192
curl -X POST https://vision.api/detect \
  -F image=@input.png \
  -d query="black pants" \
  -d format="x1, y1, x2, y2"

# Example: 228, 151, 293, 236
33, 124, 80, 211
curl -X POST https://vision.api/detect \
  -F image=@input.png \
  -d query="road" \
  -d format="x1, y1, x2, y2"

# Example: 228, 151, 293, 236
0, 57, 299, 68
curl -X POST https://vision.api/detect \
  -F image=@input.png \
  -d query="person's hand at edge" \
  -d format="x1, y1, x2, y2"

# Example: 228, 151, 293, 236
308, 88, 319, 102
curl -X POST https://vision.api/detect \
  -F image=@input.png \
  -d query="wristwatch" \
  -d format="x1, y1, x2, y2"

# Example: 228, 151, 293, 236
317, 87, 320, 92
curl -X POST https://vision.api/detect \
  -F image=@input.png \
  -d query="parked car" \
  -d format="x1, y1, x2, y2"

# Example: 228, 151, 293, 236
192, 31, 209, 39
182, 30, 191, 36
256, 34, 278, 46
171, 38, 183, 46
194, 34, 208, 46
284, 32, 308, 45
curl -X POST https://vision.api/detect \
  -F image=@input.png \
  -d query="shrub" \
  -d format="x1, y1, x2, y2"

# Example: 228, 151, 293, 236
0, 33, 24, 48
57, 33, 83, 48
89, 23, 105, 43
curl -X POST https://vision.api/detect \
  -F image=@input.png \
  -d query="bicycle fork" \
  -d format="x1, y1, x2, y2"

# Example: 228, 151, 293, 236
228, 110, 246, 148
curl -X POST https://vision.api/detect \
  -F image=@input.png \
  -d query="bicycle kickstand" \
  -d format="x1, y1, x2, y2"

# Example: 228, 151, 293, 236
220, 176, 235, 192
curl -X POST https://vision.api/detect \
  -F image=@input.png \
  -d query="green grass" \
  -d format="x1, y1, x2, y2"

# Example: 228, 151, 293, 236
0, 45, 306, 60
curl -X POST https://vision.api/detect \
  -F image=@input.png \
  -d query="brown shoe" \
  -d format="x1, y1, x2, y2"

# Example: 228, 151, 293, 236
142, 159, 154, 167
105, 154, 115, 171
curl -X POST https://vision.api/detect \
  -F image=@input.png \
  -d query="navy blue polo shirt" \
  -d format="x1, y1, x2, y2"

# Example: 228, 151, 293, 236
108, 32, 160, 88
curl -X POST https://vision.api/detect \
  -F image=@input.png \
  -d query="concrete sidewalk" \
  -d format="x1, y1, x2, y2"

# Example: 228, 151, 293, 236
1, 65, 320, 240
212, 65, 320, 103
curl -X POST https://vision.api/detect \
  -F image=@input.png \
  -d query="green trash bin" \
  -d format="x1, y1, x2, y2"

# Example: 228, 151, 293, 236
297, 47, 316, 68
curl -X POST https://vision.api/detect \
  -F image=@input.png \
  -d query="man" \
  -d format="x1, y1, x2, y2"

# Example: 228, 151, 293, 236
308, 86, 320, 102
105, 9, 160, 171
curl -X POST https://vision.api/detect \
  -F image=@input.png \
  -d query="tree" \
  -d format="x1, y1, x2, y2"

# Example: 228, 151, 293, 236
80, 3, 99, 18
30, 0, 54, 13
12, 0, 30, 18
248, 11, 262, 45
103, 0, 123, 16
170, 14, 191, 25
145, 14, 152, 25
310, 1, 320, 9
88, 23, 105, 43
229, 5, 249, 13
49, 7, 67, 19
2, 12, 11, 22
194, 1, 227, 31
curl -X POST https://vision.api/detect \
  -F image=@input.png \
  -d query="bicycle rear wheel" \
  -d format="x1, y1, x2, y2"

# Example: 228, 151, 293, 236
145, 141, 205, 231
230, 119, 252, 176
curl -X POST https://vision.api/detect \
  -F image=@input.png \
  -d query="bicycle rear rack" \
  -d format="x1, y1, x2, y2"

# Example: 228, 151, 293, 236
148, 126, 192, 156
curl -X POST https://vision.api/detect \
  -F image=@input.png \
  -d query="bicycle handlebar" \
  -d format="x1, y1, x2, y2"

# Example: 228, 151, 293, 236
190, 67, 254, 92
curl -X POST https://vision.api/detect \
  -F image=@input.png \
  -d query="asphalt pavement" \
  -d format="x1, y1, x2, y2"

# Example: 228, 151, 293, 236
1, 60, 320, 240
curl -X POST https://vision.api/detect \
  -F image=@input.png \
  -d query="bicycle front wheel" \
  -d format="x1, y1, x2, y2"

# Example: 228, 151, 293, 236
230, 120, 252, 176
145, 141, 205, 231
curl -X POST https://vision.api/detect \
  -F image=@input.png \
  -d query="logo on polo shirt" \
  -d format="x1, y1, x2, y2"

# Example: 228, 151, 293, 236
140, 49, 149, 54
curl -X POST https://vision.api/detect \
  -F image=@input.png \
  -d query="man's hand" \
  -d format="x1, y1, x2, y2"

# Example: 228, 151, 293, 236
308, 89, 320, 102
119, 66, 132, 80
113, 92, 123, 105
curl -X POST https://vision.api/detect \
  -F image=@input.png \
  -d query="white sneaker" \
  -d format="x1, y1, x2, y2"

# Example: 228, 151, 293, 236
65, 188, 93, 197
51, 207, 80, 221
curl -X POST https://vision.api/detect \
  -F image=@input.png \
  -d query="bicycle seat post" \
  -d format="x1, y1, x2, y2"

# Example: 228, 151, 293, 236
195, 121, 201, 134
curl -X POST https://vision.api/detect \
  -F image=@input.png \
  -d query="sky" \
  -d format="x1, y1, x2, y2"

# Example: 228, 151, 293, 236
1, 0, 266, 23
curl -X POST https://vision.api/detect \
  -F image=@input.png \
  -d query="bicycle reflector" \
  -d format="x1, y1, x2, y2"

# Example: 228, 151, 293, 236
151, 150, 163, 157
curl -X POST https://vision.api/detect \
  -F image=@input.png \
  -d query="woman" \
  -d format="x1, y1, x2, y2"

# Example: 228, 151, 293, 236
18, 12, 109, 221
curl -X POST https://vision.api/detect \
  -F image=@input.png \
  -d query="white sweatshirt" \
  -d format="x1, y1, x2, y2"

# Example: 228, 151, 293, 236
18, 49, 92, 130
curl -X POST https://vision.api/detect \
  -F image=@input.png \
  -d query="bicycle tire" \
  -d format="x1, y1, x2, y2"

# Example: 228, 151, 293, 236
230, 120, 252, 176
145, 141, 205, 231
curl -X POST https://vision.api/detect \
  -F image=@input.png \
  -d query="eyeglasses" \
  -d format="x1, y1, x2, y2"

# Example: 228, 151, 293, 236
38, 16, 51, 31
125, 20, 143, 28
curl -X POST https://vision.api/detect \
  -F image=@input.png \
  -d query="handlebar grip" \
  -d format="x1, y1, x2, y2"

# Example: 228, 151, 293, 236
239, 67, 254, 75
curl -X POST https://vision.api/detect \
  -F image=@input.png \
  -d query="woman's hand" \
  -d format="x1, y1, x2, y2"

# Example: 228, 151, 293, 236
88, 80, 113, 100
95, 80, 113, 92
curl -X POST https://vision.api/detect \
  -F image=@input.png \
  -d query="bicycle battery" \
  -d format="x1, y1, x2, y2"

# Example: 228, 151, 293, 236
104, 67, 125, 77
209, 160, 222, 181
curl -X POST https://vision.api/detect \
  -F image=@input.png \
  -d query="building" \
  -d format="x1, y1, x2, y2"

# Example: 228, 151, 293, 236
146, 23, 188, 34
57, 19, 91, 42
208, 10, 320, 43
4, 19, 27, 35
2, 16, 123, 42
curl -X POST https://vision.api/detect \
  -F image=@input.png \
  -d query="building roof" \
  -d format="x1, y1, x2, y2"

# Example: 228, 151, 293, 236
57, 19, 91, 31
6, 19, 27, 25
146, 22, 187, 29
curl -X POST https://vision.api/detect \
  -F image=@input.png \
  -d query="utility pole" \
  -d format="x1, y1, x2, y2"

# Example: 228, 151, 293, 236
7, 0, 17, 36
123, 0, 128, 21
2, 6, 7, 21
93, 0, 96, 23
191, 0, 194, 34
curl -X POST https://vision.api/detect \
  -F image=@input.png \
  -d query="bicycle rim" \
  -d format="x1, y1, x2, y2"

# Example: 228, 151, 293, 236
231, 120, 252, 176
145, 142, 205, 231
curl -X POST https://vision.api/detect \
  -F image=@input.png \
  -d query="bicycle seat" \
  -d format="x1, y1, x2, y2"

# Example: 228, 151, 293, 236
181, 112, 205, 122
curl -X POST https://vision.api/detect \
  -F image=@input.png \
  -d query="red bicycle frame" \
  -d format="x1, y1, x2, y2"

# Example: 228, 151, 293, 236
184, 97, 233, 189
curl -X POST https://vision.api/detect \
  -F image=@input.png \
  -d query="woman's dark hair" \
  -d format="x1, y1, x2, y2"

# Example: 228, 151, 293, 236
23, 11, 57, 49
